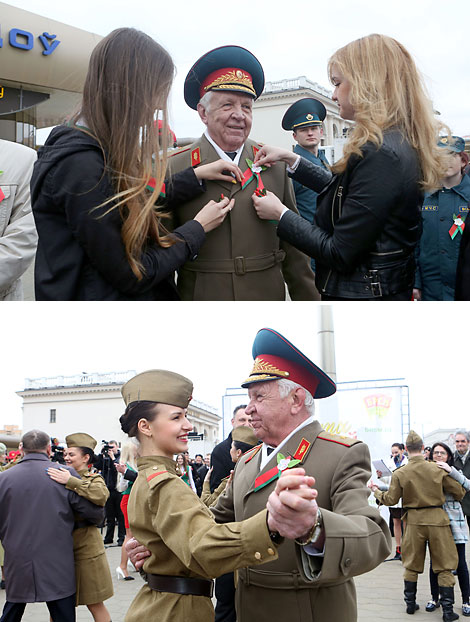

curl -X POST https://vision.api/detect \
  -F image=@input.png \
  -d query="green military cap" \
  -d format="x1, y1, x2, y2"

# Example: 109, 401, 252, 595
406, 429, 422, 446
0, 442, 7, 455
438, 135, 466, 153
66, 433, 97, 451
282, 98, 326, 131
232, 426, 258, 447
121, 370, 193, 409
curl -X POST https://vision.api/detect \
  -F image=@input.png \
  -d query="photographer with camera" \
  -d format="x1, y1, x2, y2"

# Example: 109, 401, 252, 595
95, 440, 126, 546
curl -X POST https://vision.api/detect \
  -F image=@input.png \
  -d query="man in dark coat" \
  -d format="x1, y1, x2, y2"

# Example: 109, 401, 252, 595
210, 404, 250, 622
453, 430, 470, 527
95, 440, 126, 545
0, 429, 104, 622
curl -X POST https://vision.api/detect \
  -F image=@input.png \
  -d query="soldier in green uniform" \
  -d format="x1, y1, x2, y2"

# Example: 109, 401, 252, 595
119, 369, 316, 622
47, 433, 113, 622
371, 430, 465, 620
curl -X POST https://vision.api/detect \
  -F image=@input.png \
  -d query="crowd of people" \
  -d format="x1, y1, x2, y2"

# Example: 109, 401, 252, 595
0, 328, 394, 621
1, 29, 469, 301
369, 430, 470, 620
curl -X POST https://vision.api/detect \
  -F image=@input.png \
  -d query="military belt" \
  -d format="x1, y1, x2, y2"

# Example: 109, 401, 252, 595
147, 574, 214, 598
182, 250, 286, 276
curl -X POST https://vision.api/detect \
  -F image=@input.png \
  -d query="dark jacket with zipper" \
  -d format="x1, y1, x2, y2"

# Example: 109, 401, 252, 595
279, 129, 422, 299
31, 125, 206, 300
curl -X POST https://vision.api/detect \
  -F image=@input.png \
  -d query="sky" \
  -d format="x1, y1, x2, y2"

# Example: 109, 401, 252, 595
6, 0, 470, 137
1, 302, 467, 437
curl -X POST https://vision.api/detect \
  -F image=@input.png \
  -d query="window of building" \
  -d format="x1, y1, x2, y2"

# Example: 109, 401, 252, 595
50, 408, 56, 423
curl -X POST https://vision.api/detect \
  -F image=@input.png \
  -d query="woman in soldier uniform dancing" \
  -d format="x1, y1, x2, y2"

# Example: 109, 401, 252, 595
47, 433, 113, 622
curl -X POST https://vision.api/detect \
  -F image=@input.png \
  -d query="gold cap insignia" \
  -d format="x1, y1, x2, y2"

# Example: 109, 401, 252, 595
306, 114, 314, 120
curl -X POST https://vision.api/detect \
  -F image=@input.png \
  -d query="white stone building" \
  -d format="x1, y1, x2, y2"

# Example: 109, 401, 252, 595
17, 371, 221, 456
252, 76, 354, 163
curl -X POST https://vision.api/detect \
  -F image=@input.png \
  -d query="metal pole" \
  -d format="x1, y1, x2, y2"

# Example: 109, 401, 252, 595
317, 305, 337, 384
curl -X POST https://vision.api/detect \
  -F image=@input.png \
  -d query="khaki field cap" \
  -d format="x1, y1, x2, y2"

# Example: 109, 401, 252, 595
66, 433, 97, 451
406, 430, 422, 446
121, 370, 193, 409
232, 426, 258, 446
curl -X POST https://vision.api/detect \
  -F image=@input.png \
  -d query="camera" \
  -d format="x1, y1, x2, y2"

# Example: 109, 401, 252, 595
50, 438, 65, 464
101, 440, 112, 456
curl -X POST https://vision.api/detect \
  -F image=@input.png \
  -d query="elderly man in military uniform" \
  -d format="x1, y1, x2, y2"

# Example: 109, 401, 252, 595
168, 46, 318, 301
209, 328, 391, 622
282, 98, 329, 272
370, 430, 465, 620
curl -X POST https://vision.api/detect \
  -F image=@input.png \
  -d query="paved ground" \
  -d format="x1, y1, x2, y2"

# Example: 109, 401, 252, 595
0, 539, 467, 621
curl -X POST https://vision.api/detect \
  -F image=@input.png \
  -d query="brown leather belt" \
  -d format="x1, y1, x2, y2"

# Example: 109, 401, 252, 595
147, 574, 214, 597
182, 250, 286, 275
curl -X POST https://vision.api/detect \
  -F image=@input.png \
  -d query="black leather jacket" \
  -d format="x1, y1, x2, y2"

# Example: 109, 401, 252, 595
279, 129, 422, 299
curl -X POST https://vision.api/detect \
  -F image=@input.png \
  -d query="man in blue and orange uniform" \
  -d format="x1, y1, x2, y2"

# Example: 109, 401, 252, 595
168, 46, 318, 301
210, 328, 391, 622
282, 98, 329, 272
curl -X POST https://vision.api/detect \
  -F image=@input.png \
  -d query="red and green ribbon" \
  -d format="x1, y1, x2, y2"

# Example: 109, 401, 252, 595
146, 177, 166, 198
253, 452, 301, 492
449, 213, 466, 239
241, 158, 266, 193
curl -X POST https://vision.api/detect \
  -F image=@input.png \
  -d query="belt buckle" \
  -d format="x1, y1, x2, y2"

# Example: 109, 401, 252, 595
234, 256, 246, 276
369, 270, 382, 297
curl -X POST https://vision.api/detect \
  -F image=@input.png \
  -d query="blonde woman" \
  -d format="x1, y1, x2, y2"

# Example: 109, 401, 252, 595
47, 434, 113, 622
115, 442, 138, 580
252, 34, 448, 300
31, 27, 240, 301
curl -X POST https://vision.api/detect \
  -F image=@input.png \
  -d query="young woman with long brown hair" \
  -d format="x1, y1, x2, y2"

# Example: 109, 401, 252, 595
31, 28, 242, 300
252, 34, 449, 300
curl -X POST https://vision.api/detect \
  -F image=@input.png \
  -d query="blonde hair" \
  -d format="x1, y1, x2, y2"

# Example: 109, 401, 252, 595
328, 34, 449, 191
70, 28, 176, 279
120, 441, 138, 469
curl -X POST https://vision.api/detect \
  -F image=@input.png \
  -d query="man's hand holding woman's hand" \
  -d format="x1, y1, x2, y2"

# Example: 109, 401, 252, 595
267, 468, 321, 540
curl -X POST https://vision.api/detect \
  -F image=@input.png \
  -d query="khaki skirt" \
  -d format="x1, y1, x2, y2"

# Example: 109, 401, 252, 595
73, 525, 113, 606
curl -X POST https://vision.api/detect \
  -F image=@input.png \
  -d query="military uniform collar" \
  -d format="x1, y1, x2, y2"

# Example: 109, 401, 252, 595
203, 130, 244, 166
408, 454, 424, 462
259, 415, 315, 470
137, 455, 178, 476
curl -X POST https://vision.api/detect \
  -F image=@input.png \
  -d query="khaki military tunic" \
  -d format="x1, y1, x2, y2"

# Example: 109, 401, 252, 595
374, 455, 465, 584
126, 455, 279, 622
201, 476, 229, 507
211, 420, 391, 622
168, 135, 319, 301
65, 470, 113, 605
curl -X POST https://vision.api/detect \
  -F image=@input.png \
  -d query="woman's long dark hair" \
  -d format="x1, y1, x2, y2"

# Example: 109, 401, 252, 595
71, 27, 176, 279
429, 442, 454, 467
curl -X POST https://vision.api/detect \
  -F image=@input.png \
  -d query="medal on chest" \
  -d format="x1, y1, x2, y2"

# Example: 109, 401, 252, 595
253, 437, 312, 492
449, 213, 466, 239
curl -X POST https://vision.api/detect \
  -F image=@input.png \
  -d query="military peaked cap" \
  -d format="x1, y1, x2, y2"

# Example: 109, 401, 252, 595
241, 328, 336, 399
282, 98, 326, 131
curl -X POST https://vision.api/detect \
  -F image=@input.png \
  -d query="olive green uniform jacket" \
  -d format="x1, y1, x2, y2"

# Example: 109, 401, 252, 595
211, 420, 391, 622
125, 455, 280, 622
374, 455, 465, 579
65, 470, 113, 605
168, 135, 319, 300
201, 476, 229, 507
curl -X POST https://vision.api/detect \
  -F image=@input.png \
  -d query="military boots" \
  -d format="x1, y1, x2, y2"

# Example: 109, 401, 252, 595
404, 580, 420, 614
440, 586, 459, 621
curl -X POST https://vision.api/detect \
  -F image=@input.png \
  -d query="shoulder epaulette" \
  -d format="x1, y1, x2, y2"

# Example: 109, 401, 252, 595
317, 432, 360, 447
146, 470, 169, 485
169, 146, 192, 158
244, 444, 262, 463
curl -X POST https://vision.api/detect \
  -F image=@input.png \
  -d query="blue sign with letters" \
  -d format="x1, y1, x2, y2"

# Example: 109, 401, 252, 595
0, 27, 60, 55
